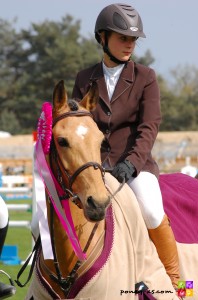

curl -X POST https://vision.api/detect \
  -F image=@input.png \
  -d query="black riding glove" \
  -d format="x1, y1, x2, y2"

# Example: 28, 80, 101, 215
112, 160, 136, 183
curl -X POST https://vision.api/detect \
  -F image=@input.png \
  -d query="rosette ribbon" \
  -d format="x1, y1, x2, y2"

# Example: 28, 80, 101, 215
33, 102, 86, 261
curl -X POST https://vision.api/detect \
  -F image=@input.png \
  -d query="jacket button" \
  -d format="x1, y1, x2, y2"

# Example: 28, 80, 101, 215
107, 111, 111, 116
107, 147, 111, 152
106, 129, 110, 134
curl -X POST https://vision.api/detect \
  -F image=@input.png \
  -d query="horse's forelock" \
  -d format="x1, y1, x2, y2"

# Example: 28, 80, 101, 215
68, 99, 79, 111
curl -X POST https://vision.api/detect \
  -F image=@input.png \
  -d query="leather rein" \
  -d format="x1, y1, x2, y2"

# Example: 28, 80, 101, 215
47, 110, 105, 297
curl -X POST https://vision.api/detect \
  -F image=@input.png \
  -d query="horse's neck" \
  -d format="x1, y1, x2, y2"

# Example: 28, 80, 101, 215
43, 153, 105, 279
45, 200, 105, 276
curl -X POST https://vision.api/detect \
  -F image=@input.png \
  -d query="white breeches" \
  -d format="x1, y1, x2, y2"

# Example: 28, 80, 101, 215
0, 196, 9, 228
128, 171, 165, 229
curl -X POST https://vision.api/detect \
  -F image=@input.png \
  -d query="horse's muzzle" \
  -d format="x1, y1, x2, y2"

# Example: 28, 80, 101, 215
85, 196, 110, 222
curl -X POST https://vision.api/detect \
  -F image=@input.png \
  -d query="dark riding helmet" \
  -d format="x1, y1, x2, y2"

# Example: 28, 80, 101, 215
95, 3, 146, 44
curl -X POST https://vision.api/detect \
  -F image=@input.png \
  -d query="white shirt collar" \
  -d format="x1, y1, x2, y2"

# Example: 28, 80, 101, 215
102, 61, 124, 78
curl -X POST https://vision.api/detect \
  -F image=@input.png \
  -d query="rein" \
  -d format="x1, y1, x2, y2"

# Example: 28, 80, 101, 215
46, 201, 99, 297
54, 151, 105, 198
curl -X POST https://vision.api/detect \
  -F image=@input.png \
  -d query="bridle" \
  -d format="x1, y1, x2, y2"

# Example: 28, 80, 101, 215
51, 110, 105, 206
15, 109, 106, 296
53, 110, 94, 127
15, 108, 123, 295
46, 109, 106, 297
51, 110, 124, 206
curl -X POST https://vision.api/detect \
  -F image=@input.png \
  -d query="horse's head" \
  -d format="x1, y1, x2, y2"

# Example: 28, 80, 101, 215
51, 80, 110, 222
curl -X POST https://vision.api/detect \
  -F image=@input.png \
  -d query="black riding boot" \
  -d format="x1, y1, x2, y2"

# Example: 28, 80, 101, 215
0, 225, 16, 299
0, 282, 16, 299
0, 271, 16, 299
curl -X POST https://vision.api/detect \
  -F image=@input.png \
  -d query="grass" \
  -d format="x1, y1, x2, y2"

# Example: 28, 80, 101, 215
0, 199, 33, 300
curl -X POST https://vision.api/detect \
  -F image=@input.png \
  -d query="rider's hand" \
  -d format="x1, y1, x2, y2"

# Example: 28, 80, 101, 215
112, 160, 136, 183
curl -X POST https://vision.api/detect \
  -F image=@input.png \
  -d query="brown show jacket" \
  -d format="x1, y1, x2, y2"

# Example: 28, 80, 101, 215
72, 61, 161, 178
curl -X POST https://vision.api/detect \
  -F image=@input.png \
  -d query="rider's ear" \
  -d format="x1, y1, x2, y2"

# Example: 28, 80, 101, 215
79, 81, 99, 111
53, 80, 69, 113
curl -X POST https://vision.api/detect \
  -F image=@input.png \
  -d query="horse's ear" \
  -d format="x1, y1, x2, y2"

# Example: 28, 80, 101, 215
79, 82, 99, 111
53, 80, 69, 112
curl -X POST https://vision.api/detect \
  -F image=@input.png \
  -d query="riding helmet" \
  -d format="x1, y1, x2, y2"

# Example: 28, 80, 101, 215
95, 3, 146, 44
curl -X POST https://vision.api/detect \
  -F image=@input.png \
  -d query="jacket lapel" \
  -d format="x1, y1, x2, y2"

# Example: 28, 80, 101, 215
90, 62, 111, 110
111, 61, 135, 103
89, 61, 135, 108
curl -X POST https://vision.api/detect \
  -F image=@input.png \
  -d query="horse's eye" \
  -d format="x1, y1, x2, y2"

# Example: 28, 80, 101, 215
57, 137, 70, 148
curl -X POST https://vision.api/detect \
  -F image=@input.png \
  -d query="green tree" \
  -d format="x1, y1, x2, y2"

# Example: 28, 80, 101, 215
1, 17, 197, 134
135, 49, 155, 66
0, 109, 21, 134
159, 65, 198, 131
14, 15, 103, 132
0, 19, 25, 134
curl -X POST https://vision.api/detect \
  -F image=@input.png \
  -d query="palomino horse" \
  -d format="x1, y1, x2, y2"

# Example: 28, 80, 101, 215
24, 81, 198, 300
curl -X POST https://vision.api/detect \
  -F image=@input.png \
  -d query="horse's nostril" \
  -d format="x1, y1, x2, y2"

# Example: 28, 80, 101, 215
87, 196, 97, 209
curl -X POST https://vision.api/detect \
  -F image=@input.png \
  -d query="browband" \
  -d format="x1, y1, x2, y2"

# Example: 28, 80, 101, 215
52, 111, 93, 128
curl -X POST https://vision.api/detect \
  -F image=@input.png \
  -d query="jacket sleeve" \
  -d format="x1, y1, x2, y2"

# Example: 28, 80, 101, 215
126, 68, 161, 176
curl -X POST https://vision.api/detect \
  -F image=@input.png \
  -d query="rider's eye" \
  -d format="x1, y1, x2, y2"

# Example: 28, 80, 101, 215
57, 137, 70, 148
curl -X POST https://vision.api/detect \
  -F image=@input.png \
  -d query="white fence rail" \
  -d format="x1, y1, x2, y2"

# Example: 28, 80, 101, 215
9, 220, 31, 228
0, 187, 31, 194
6, 203, 31, 211
0, 186, 32, 229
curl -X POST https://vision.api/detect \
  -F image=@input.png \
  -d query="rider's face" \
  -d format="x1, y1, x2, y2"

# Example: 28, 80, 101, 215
101, 31, 137, 67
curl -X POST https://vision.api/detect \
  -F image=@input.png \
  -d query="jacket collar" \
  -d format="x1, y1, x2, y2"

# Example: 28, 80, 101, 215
90, 60, 135, 81
89, 61, 135, 105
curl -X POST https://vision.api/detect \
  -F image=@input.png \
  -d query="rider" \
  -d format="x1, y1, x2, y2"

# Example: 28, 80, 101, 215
0, 196, 16, 299
72, 3, 180, 289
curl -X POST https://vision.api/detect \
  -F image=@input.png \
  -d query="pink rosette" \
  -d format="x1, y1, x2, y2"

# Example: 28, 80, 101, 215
37, 102, 52, 154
